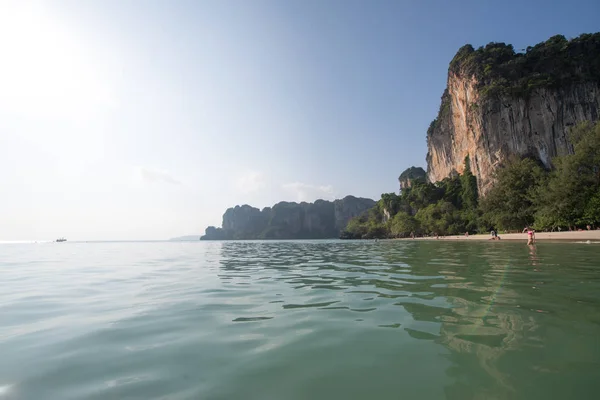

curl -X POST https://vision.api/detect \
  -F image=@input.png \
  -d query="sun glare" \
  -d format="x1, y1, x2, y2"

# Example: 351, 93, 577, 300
0, 2, 116, 120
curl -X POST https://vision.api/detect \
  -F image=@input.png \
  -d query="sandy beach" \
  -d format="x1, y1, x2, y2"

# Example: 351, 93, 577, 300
404, 230, 600, 242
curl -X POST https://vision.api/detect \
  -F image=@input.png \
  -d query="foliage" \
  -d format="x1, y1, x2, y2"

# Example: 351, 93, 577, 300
379, 192, 402, 215
534, 121, 600, 229
415, 201, 465, 236
480, 156, 547, 231
403, 180, 444, 210
341, 215, 370, 239
341, 157, 480, 238
343, 121, 600, 239
448, 33, 600, 99
481, 121, 600, 231
389, 212, 419, 238
460, 155, 478, 210
398, 167, 427, 182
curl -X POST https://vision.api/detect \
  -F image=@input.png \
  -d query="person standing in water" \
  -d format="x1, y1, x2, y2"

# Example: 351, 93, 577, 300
489, 230, 501, 240
523, 226, 535, 245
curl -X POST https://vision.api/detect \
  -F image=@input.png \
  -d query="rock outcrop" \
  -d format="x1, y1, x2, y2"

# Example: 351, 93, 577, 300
200, 196, 375, 240
398, 167, 427, 191
426, 33, 600, 194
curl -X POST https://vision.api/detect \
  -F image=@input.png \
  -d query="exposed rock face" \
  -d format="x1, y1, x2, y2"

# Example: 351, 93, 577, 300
398, 167, 427, 191
426, 34, 600, 194
201, 196, 375, 240
382, 208, 391, 223
222, 205, 267, 237
201, 226, 232, 240
333, 196, 377, 231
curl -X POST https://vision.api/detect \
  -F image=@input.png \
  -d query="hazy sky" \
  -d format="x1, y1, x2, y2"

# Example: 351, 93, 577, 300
1, 0, 598, 240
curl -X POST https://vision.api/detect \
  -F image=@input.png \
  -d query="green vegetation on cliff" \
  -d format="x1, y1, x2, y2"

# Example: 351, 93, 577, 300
488, 121, 600, 231
449, 33, 600, 98
341, 158, 480, 239
398, 166, 427, 190
344, 121, 600, 238
398, 166, 427, 183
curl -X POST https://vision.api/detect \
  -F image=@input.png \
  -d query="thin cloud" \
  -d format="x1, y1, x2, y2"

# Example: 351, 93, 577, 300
282, 182, 336, 202
135, 166, 181, 185
235, 171, 266, 194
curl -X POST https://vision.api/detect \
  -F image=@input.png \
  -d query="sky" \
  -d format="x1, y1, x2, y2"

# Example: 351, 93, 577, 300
1, 0, 598, 241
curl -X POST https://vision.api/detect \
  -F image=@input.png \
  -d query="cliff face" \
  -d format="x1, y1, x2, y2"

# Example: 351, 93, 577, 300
201, 196, 375, 240
333, 196, 377, 231
426, 34, 600, 194
398, 166, 427, 191
427, 78, 600, 193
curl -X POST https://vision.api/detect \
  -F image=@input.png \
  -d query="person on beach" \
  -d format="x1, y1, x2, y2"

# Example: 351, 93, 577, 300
523, 226, 535, 245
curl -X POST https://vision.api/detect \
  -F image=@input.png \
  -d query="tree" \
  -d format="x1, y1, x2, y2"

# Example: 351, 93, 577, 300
582, 191, 600, 226
389, 212, 419, 237
437, 176, 463, 208
460, 155, 479, 210
533, 155, 584, 229
415, 201, 463, 235
480, 156, 547, 231
534, 121, 600, 229
342, 215, 369, 239
379, 193, 402, 216
402, 180, 443, 212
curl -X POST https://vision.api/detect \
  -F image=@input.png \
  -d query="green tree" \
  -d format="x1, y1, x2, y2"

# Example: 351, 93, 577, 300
415, 201, 462, 235
437, 176, 463, 208
480, 156, 547, 231
582, 191, 600, 226
402, 180, 443, 211
532, 156, 582, 229
389, 212, 419, 237
534, 121, 600, 229
460, 155, 479, 210
342, 215, 369, 239
364, 222, 388, 239
379, 193, 402, 216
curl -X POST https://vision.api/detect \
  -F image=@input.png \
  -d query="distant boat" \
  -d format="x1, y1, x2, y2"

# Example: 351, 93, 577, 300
56, 238, 67, 242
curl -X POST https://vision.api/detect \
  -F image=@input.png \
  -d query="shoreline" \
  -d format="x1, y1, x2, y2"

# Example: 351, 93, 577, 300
398, 230, 600, 242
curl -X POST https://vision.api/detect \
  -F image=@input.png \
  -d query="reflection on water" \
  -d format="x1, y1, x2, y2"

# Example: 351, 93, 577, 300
529, 244, 539, 267
1, 240, 600, 399
218, 240, 600, 399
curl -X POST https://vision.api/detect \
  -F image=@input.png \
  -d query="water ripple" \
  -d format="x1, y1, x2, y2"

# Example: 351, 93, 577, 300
1, 240, 600, 399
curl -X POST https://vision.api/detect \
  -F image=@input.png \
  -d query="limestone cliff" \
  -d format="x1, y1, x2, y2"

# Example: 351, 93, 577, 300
398, 167, 427, 191
426, 33, 600, 194
201, 196, 375, 240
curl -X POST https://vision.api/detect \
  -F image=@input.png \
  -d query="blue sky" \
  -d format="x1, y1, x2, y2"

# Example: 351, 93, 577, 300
1, 0, 598, 240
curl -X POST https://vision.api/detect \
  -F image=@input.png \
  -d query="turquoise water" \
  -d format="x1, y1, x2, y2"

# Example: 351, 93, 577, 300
1, 240, 600, 399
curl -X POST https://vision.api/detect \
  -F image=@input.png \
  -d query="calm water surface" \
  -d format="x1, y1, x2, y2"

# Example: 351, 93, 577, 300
1, 240, 600, 399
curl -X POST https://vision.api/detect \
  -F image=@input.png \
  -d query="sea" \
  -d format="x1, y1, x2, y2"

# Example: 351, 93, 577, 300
1, 240, 599, 400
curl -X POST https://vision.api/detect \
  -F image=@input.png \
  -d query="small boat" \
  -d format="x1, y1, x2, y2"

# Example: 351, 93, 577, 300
56, 238, 67, 242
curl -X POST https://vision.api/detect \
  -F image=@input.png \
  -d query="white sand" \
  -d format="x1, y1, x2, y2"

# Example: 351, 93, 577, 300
403, 230, 600, 241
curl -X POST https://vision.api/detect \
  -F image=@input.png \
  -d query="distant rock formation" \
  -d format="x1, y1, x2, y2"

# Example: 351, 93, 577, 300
200, 196, 376, 240
200, 227, 232, 240
398, 167, 427, 191
426, 33, 600, 194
